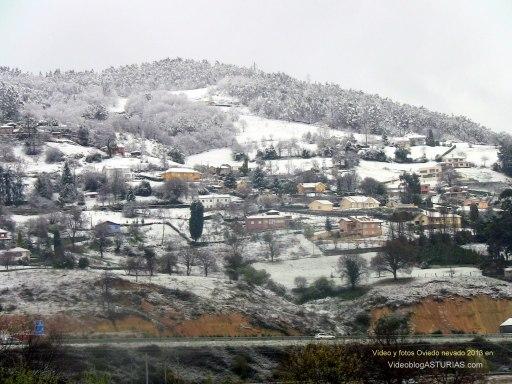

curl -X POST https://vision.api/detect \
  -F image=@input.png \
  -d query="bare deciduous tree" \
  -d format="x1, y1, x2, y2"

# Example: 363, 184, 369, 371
262, 232, 282, 262
197, 250, 217, 277
92, 223, 111, 258
64, 207, 85, 250
181, 248, 196, 276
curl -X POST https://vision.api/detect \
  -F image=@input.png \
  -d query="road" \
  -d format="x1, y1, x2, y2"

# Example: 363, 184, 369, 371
61, 334, 512, 349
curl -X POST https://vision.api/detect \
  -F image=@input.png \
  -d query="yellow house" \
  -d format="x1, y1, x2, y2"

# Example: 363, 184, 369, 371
411, 210, 462, 228
308, 200, 334, 211
340, 196, 380, 210
161, 167, 202, 182
297, 182, 327, 195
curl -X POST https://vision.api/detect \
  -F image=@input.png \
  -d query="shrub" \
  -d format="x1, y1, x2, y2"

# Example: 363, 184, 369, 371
24, 140, 43, 155
122, 202, 137, 218
53, 253, 76, 269
81, 171, 106, 192
134, 181, 152, 196
78, 257, 90, 269
45, 147, 65, 163
242, 266, 270, 286
85, 153, 103, 163
266, 279, 287, 296
231, 355, 252, 379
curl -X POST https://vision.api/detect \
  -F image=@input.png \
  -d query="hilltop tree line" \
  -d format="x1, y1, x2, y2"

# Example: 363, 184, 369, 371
218, 72, 498, 143
1, 57, 505, 146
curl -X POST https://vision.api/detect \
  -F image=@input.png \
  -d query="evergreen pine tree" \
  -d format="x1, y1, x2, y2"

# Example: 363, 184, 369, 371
224, 171, 237, 189
271, 177, 281, 195
325, 218, 333, 232
126, 187, 136, 202
426, 128, 435, 146
35, 174, 53, 200
12, 173, 24, 206
189, 200, 204, 242
251, 167, 266, 190
60, 162, 74, 187
239, 157, 249, 176
59, 162, 78, 204
77, 126, 90, 146
469, 203, 479, 224
16, 231, 24, 247
53, 229, 64, 259
3, 168, 13, 205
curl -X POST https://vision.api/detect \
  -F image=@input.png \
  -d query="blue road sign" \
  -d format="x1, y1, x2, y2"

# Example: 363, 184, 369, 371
34, 320, 44, 336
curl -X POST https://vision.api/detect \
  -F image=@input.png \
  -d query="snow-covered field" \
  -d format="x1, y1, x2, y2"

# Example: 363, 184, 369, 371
253, 253, 481, 290
186, 147, 239, 168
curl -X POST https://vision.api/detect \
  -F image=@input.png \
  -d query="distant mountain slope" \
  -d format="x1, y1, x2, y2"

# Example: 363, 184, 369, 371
0, 58, 504, 144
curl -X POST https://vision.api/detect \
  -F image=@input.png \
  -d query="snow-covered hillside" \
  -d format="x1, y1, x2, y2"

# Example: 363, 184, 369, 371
172, 87, 507, 185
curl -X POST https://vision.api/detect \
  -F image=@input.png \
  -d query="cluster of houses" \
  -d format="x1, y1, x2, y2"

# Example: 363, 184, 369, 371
308, 196, 380, 212
0, 121, 74, 140
392, 133, 429, 148
0, 229, 30, 267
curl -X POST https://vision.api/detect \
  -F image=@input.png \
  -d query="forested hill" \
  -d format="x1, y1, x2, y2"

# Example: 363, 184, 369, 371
0, 58, 503, 144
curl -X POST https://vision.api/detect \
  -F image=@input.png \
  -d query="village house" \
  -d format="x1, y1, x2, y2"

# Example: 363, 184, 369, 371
0, 247, 31, 264
308, 199, 334, 211
0, 229, 12, 240
462, 198, 489, 210
411, 210, 462, 228
297, 182, 327, 195
386, 186, 402, 199
245, 210, 292, 231
405, 133, 427, 146
418, 164, 443, 179
95, 221, 122, 236
217, 164, 232, 176
441, 186, 469, 202
338, 216, 383, 237
197, 194, 232, 209
101, 144, 126, 157
102, 166, 134, 181
111, 144, 126, 157
0, 229, 12, 245
84, 191, 99, 200
0, 123, 16, 135
37, 124, 73, 139
386, 200, 417, 209
161, 167, 202, 182
340, 196, 380, 210
441, 154, 473, 168
392, 137, 411, 149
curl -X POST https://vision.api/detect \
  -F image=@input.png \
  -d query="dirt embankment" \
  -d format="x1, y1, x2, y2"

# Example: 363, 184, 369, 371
0, 270, 308, 337
372, 295, 512, 334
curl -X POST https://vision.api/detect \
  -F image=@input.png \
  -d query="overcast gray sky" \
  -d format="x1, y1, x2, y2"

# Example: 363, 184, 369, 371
1, 0, 511, 133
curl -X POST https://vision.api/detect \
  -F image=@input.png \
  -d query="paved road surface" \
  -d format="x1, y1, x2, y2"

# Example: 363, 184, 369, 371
61, 334, 512, 348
